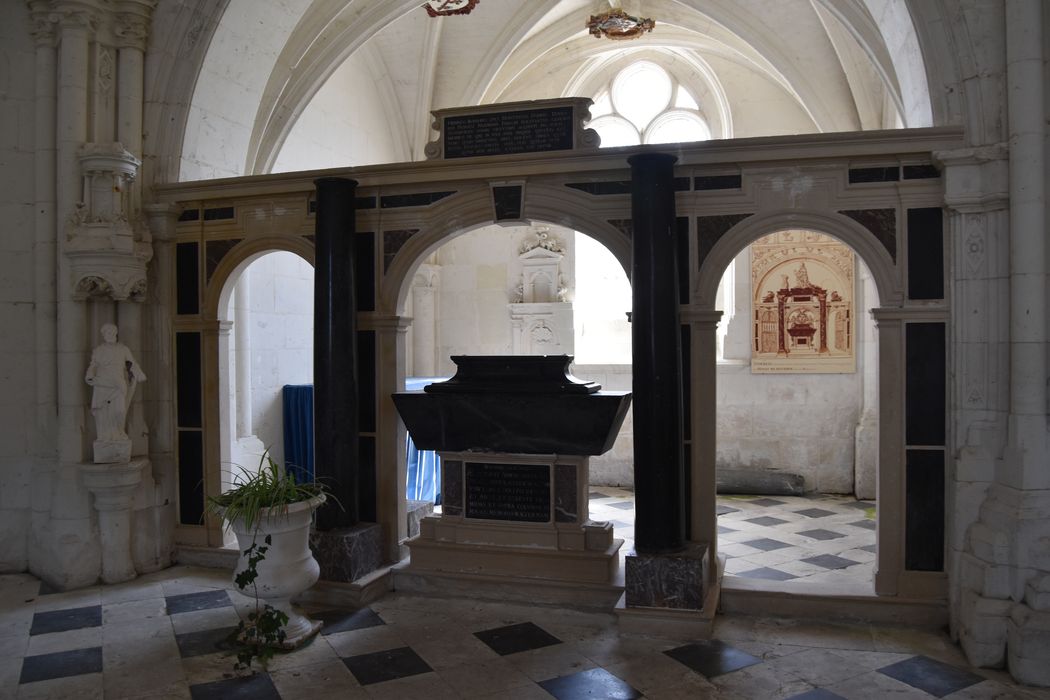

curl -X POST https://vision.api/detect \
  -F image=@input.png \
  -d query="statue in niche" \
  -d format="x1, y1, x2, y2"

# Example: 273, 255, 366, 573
85, 324, 146, 451
795, 262, 811, 288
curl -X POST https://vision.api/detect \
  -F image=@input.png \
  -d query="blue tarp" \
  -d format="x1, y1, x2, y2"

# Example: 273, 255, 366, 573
405, 377, 446, 504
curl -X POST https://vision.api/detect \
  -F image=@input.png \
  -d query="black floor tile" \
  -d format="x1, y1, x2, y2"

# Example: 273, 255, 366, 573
742, 538, 792, 552
607, 501, 634, 510
539, 667, 642, 700
797, 529, 847, 541
474, 621, 561, 656
175, 626, 238, 658
588, 491, 604, 499
664, 639, 761, 678
877, 655, 983, 697
859, 544, 878, 553
717, 525, 736, 534
189, 673, 281, 700
744, 516, 788, 527
317, 607, 385, 635
795, 508, 837, 518
848, 519, 876, 531
737, 567, 798, 581
165, 589, 231, 615
30, 605, 102, 636
717, 505, 740, 515
785, 689, 847, 700
19, 647, 103, 684
748, 498, 786, 507
801, 554, 860, 570
342, 646, 432, 685
847, 500, 876, 510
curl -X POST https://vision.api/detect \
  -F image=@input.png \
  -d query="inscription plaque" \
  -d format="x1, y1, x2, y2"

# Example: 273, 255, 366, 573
443, 107, 574, 159
465, 462, 550, 522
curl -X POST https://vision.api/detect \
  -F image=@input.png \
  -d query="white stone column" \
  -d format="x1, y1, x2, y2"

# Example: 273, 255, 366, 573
683, 307, 722, 584
854, 268, 879, 500
1003, 0, 1048, 490
234, 275, 252, 438
871, 308, 904, 597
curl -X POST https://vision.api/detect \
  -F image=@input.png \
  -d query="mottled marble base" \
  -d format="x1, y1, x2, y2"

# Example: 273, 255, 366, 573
406, 500, 434, 539
310, 522, 382, 583
625, 543, 708, 610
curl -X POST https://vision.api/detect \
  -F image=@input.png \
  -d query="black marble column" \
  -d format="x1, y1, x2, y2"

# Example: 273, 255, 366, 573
314, 177, 359, 529
629, 153, 686, 554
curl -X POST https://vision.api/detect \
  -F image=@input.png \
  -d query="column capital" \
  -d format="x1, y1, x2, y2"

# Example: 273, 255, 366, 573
143, 202, 181, 242
933, 144, 1009, 214
27, 2, 59, 45
679, 306, 723, 327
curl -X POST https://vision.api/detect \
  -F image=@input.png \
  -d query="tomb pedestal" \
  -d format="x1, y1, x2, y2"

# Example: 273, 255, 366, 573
393, 355, 631, 588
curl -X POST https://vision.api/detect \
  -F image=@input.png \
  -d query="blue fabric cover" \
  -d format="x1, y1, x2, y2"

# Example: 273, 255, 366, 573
405, 377, 446, 504
282, 384, 314, 483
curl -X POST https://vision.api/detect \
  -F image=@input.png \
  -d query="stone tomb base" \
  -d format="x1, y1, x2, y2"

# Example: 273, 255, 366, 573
405, 453, 622, 585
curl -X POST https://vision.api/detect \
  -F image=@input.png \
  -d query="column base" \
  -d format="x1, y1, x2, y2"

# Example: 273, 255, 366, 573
310, 523, 382, 583
625, 543, 708, 610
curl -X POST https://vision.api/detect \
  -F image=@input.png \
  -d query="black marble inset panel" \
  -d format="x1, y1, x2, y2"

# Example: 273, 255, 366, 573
355, 196, 377, 210
554, 463, 577, 523
492, 185, 523, 221
316, 608, 385, 635
380, 191, 455, 208
694, 174, 742, 190
840, 208, 897, 261
343, 646, 432, 685
175, 242, 199, 315
795, 508, 837, 518
905, 322, 946, 446
673, 176, 691, 191
738, 567, 797, 581
566, 181, 631, 195
204, 239, 241, 284
178, 207, 200, 222
189, 673, 281, 700
382, 229, 419, 272
743, 538, 791, 552
177, 430, 204, 525
798, 529, 846, 541
907, 208, 944, 300
676, 218, 690, 304
903, 164, 940, 180
608, 218, 633, 240
444, 106, 574, 158
30, 606, 102, 635
539, 668, 642, 700
165, 589, 230, 615
906, 449, 945, 572
877, 655, 981, 696
357, 329, 377, 432
202, 206, 235, 221
443, 460, 463, 516
474, 622, 561, 656
848, 166, 899, 183
697, 213, 752, 267
802, 554, 860, 570
355, 232, 376, 312
175, 332, 202, 428
19, 647, 103, 684
358, 436, 377, 523
175, 627, 237, 658
664, 640, 761, 678
466, 462, 550, 522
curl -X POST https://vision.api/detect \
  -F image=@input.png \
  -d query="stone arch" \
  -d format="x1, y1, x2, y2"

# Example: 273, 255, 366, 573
204, 235, 315, 321
696, 208, 901, 308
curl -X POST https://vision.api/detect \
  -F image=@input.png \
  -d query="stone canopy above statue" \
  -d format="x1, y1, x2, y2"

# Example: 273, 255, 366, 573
393, 355, 630, 455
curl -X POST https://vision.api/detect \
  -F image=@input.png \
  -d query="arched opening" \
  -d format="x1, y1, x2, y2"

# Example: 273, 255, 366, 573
395, 219, 633, 546
711, 230, 880, 592
215, 249, 315, 521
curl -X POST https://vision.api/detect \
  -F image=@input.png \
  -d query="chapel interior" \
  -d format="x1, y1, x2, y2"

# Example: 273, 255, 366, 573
1, 0, 1049, 697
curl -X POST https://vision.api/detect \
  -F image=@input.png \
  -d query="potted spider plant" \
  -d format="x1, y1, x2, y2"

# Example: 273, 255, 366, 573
206, 452, 330, 668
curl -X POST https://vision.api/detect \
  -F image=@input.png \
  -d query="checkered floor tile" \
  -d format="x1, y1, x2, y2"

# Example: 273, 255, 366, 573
2, 565, 1043, 699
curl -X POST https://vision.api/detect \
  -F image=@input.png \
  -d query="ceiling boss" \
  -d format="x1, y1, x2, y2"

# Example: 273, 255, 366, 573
422, 0, 480, 17
586, 7, 656, 40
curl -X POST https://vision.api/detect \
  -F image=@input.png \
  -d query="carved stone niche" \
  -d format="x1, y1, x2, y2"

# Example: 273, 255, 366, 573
509, 229, 573, 355
66, 143, 152, 302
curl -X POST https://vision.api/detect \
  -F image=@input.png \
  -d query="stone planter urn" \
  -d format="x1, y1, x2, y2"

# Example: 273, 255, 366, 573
226, 495, 325, 648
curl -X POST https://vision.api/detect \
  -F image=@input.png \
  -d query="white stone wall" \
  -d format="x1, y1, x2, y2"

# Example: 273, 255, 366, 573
573, 365, 634, 486
235, 252, 314, 470
0, 0, 37, 572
